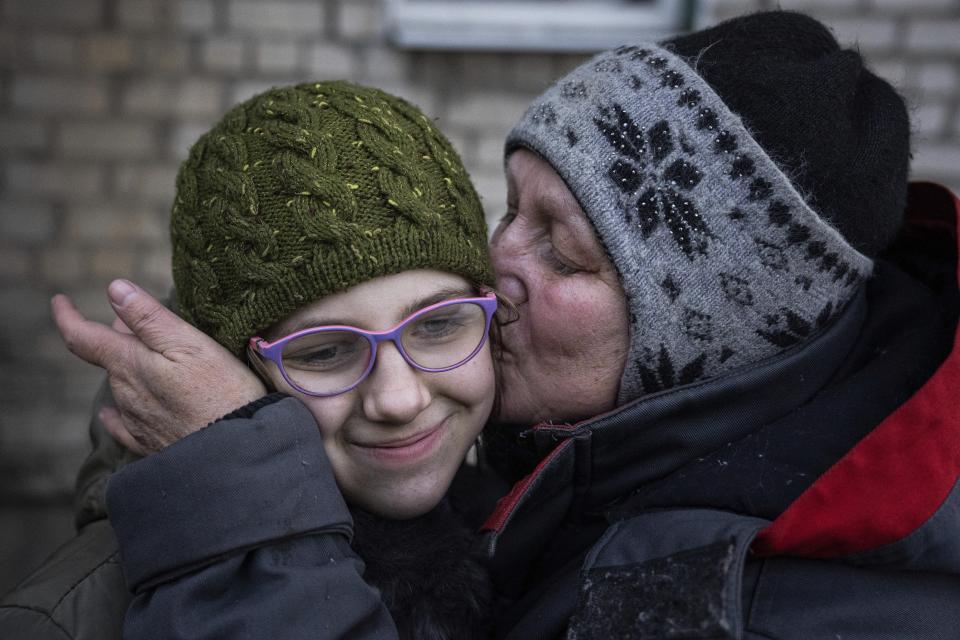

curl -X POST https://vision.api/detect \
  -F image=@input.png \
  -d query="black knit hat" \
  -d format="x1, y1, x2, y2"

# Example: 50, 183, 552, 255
664, 11, 910, 257
506, 11, 910, 404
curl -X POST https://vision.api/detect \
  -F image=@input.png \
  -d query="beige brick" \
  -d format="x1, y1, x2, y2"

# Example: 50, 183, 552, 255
869, 59, 908, 91
170, 121, 216, 162
66, 202, 167, 242
475, 133, 510, 172
338, 1, 383, 41
506, 54, 559, 93
444, 91, 530, 129
869, 0, 957, 11
138, 246, 174, 287
64, 284, 134, 325
59, 121, 156, 159
29, 33, 79, 69
118, 0, 163, 30
364, 82, 439, 118
255, 40, 300, 73
911, 143, 960, 179
203, 37, 247, 73
113, 164, 179, 203
0, 246, 32, 281
230, 80, 283, 105
228, 1, 323, 33
90, 247, 137, 280
304, 43, 354, 78
468, 169, 508, 227
123, 79, 224, 117
0, 119, 50, 151
915, 62, 958, 96
454, 53, 513, 90
776, 0, 861, 10
906, 20, 960, 53
11, 76, 109, 115
827, 17, 898, 52
40, 245, 86, 284
0, 287, 51, 333
174, 0, 217, 31
5, 162, 104, 198
83, 33, 135, 72
138, 38, 191, 73
0, 200, 57, 243
914, 102, 950, 137
3, 0, 102, 28
358, 46, 411, 83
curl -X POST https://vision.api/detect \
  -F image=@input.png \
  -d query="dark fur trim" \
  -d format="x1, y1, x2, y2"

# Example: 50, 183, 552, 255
351, 501, 493, 640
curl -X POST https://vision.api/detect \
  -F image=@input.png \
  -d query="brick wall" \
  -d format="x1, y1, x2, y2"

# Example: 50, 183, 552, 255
1, 0, 958, 594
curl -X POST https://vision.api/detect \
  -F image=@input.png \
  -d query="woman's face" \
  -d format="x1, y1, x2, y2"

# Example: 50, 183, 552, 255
257, 270, 495, 519
490, 149, 629, 425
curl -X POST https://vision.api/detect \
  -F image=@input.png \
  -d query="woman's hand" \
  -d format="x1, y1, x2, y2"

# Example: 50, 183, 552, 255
52, 279, 267, 456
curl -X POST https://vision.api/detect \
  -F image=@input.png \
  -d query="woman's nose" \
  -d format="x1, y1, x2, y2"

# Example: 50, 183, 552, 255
361, 342, 431, 424
490, 234, 529, 306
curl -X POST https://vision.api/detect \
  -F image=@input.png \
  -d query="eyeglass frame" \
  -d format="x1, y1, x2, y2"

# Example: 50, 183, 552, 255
248, 292, 498, 398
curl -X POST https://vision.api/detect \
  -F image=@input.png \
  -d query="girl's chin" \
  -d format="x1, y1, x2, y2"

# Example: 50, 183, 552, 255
345, 475, 451, 520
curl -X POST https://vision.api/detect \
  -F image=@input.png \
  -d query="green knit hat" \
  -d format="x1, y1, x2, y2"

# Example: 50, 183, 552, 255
171, 81, 494, 355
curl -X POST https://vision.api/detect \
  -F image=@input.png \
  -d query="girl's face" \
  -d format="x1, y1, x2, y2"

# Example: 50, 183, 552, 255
257, 269, 495, 519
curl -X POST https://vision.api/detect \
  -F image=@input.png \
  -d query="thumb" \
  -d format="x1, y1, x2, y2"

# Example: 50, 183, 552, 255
107, 279, 196, 354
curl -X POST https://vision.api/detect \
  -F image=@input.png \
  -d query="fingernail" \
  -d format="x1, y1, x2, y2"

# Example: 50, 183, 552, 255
108, 279, 137, 307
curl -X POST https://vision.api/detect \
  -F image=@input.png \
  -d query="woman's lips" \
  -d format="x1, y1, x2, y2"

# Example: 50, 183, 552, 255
350, 419, 447, 466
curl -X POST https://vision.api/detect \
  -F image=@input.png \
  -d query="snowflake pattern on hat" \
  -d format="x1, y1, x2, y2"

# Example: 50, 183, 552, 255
506, 43, 872, 403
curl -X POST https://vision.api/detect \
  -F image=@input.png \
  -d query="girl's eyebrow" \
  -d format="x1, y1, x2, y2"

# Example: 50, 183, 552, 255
275, 286, 475, 337
398, 286, 475, 319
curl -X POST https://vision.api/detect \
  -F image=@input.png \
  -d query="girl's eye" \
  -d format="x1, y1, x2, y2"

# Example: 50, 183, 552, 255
411, 317, 461, 339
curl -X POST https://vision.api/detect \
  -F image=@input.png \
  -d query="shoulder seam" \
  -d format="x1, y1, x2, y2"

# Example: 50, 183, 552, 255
0, 603, 73, 639
51, 551, 122, 615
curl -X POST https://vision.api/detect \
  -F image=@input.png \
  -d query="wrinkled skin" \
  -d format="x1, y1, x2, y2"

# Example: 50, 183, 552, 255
490, 149, 630, 425
51, 280, 266, 455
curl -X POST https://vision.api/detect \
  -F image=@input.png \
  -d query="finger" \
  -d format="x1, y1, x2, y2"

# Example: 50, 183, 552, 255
111, 313, 133, 335
107, 280, 198, 355
99, 406, 148, 457
51, 294, 134, 369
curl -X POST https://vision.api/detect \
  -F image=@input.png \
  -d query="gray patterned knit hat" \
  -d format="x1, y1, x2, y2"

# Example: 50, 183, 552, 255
506, 14, 903, 405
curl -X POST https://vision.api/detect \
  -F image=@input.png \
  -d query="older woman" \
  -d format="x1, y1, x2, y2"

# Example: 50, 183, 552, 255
484, 10, 960, 639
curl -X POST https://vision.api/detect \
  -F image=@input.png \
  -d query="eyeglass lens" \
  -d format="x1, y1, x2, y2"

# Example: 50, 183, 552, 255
279, 301, 488, 395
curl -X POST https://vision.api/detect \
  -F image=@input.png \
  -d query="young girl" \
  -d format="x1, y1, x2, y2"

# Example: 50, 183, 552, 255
41, 81, 502, 640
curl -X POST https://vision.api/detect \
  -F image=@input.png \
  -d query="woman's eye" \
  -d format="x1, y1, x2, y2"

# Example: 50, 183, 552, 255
540, 245, 580, 276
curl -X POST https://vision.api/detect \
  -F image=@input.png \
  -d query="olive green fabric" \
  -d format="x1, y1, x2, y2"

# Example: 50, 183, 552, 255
172, 81, 494, 355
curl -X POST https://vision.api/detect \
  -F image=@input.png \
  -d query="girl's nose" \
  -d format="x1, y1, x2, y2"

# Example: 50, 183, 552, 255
360, 342, 432, 424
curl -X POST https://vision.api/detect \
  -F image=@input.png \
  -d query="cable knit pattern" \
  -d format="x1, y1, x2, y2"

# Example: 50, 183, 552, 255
171, 81, 493, 354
